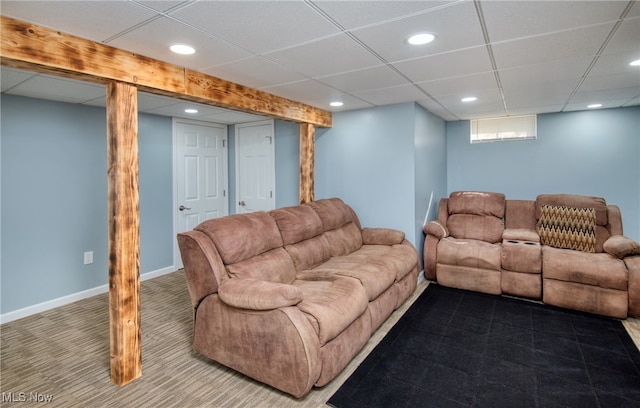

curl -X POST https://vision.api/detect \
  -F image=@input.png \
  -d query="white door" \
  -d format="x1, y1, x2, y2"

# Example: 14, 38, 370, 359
236, 120, 275, 213
174, 119, 228, 268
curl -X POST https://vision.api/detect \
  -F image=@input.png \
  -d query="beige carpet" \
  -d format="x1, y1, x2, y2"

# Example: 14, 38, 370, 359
2, 271, 639, 407
0, 271, 428, 407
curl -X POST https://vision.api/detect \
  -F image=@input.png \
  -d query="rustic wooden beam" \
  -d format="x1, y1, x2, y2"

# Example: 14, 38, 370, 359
299, 123, 315, 204
106, 81, 142, 386
0, 15, 332, 127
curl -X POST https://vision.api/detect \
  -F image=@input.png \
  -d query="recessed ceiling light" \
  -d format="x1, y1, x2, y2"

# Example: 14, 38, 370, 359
630, 59, 640, 66
587, 103, 602, 109
184, 108, 198, 114
407, 33, 436, 46
170, 44, 196, 55
330, 101, 344, 107
461, 97, 477, 102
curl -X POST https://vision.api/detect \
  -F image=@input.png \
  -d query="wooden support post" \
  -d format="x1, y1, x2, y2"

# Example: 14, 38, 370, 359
106, 81, 142, 386
299, 123, 315, 204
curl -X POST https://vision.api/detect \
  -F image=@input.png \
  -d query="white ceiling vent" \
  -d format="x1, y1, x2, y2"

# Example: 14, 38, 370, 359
471, 115, 537, 143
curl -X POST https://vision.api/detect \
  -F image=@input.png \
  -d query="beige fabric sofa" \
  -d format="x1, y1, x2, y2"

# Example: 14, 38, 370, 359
177, 198, 419, 397
424, 191, 640, 319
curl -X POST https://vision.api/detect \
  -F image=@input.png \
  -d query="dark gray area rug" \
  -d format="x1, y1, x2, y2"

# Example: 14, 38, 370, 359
328, 284, 640, 408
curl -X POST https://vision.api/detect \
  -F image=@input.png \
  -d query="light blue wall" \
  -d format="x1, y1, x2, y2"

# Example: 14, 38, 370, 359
274, 120, 301, 208
414, 105, 447, 257
315, 102, 447, 257
1, 94, 174, 314
316, 103, 417, 243
446, 106, 640, 241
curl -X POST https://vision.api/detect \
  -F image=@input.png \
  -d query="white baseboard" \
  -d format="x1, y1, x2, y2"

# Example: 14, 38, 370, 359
0, 266, 177, 325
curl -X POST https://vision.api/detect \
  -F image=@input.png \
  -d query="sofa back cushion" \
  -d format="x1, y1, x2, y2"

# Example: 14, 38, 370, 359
309, 198, 363, 256
536, 194, 609, 252
271, 204, 331, 271
195, 212, 297, 283
446, 191, 505, 243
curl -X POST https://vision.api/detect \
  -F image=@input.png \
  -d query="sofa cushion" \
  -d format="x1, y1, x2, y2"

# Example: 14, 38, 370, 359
448, 191, 506, 218
218, 278, 303, 310
603, 235, 640, 259
437, 237, 502, 271
309, 198, 358, 231
285, 235, 331, 271
350, 244, 418, 281
447, 214, 504, 243
542, 246, 628, 291
361, 228, 405, 246
310, 198, 363, 256
293, 275, 369, 345
324, 222, 363, 256
227, 247, 297, 284
196, 212, 282, 264
537, 205, 596, 253
270, 204, 323, 245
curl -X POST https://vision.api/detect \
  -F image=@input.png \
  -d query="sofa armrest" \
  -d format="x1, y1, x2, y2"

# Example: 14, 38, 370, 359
218, 278, 303, 310
603, 235, 640, 259
502, 228, 540, 242
423, 220, 448, 239
362, 227, 405, 245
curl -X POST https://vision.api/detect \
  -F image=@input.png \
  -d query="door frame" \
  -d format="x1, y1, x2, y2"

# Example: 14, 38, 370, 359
172, 118, 229, 269
234, 119, 276, 213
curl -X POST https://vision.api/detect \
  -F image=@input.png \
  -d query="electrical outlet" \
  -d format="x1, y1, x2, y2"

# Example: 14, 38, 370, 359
84, 251, 94, 265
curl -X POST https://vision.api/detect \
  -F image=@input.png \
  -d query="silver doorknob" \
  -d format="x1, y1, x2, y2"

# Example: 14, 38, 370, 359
238, 200, 246, 206
179, 205, 191, 211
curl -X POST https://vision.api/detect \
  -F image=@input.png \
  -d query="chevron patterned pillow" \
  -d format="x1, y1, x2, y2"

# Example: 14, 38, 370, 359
537, 205, 596, 253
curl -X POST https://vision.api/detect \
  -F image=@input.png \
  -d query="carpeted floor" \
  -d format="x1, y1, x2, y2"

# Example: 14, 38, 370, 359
328, 284, 640, 408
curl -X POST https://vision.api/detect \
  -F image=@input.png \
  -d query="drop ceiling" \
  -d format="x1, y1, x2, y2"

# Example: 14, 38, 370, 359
1, 0, 639, 123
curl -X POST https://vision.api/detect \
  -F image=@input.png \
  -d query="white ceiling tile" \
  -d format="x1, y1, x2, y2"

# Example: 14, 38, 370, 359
262, 79, 346, 108
108, 16, 251, 70
579, 72, 640, 92
312, 1, 455, 30
393, 46, 493, 83
2, 0, 639, 121
353, 84, 427, 107
507, 104, 566, 116
589, 50, 640, 77
417, 104, 458, 121
498, 57, 594, 88
623, 96, 640, 106
502, 80, 578, 109
317, 65, 409, 93
430, 88, 505, 115
0, 1, 159, 42
1, 67, 36, 92
202, 57, 308, 90
351, 1, 484, 63
264, 33, 383, 78
169, 1, 341, 54
6, 74, 105, 103
492, 23, 615, 69
570, 87, 640, 103
418, 72, 498, 97
481, 1, 627, 42
563, 98, 636, 112
136, 1, 188, 13
601, 17, 640, 56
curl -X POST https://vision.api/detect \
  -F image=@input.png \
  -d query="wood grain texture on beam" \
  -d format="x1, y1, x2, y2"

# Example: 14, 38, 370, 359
106, 81, 142, 386
0, 15, 331, 127
299, 123, 315, 204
